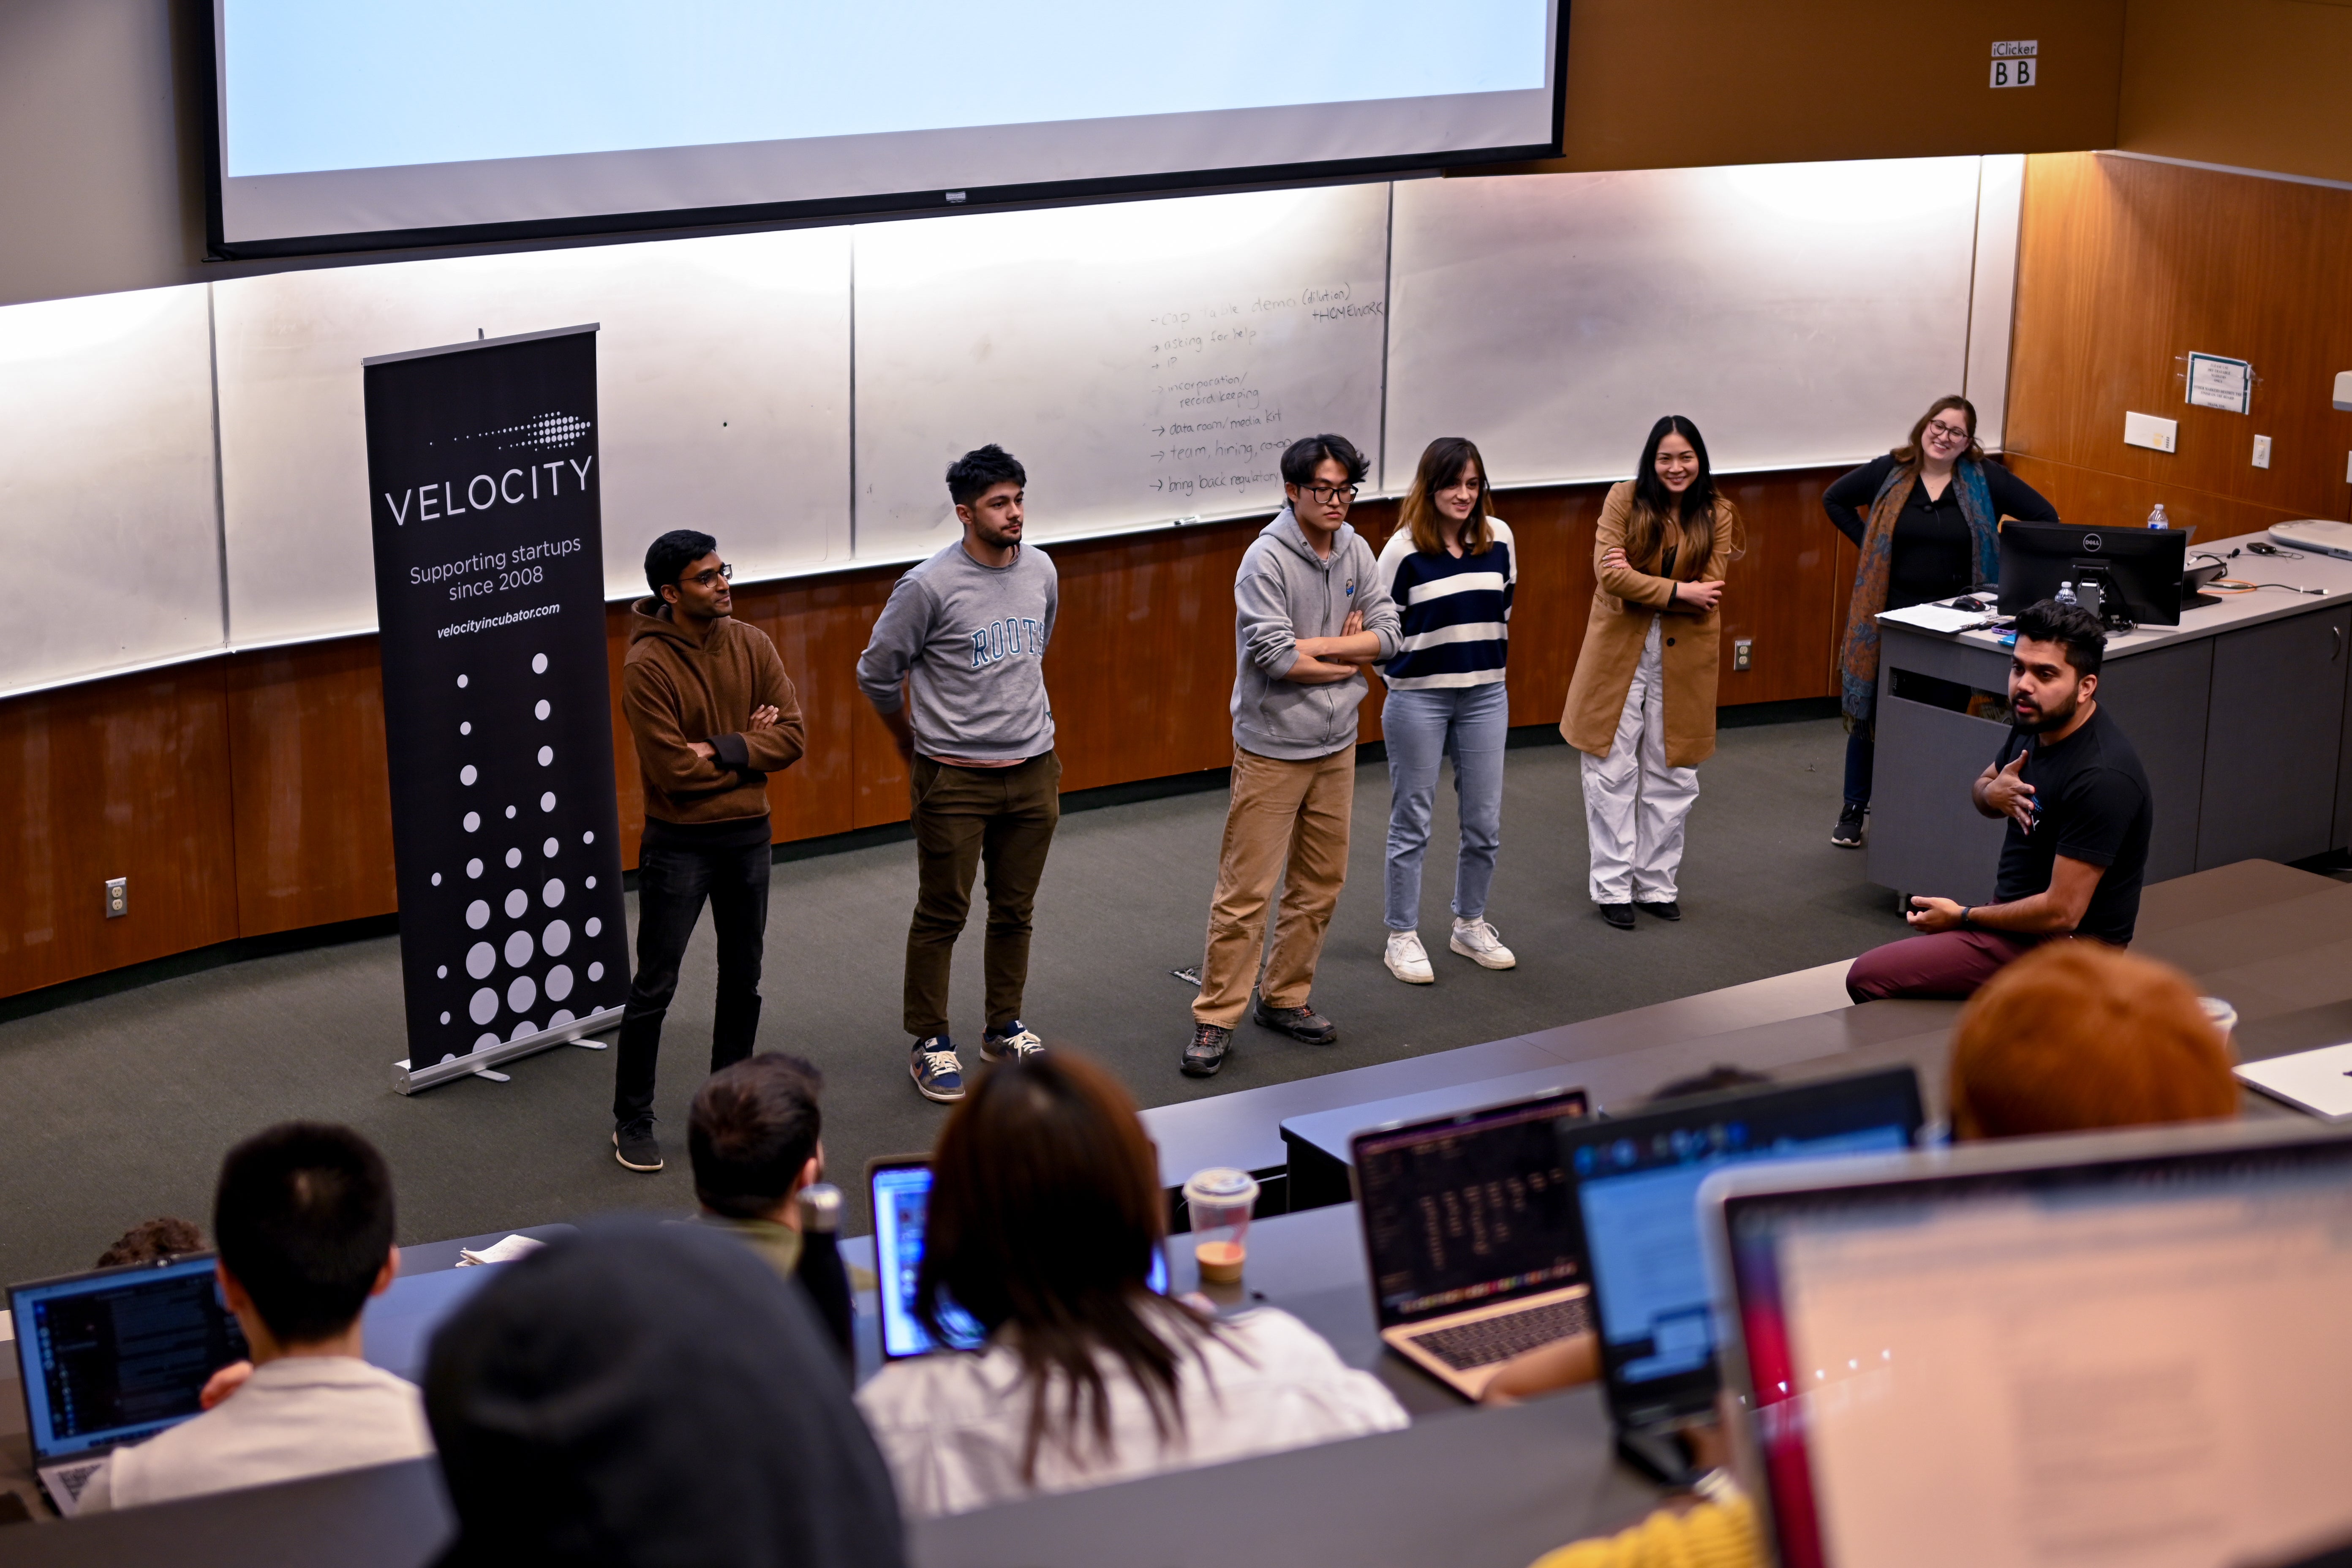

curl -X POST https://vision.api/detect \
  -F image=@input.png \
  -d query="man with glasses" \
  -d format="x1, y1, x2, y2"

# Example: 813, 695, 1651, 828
858, 445, 1061, 1102
611, 529, 805, 1172
1184, 434, 1400, 1077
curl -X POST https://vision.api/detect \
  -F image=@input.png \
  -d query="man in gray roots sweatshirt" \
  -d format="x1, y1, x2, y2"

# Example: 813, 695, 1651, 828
1184, 433, 1401, 1078
856, 444, 1059, 1103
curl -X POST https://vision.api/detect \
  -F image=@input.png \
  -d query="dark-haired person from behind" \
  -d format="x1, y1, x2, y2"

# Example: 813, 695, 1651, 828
856, 1052, 1405, 1515
857, 444, 1062, 1104
613, 528, 808, 1173
688, 1052, 825, 1282
1561, 416, 1743, 929
1826, 395, 2058, 848
80, 1123, 431, 1511
95, 1215, 204, 1268
426, 1220, 904, 1568
1847, 599, 2151, 1002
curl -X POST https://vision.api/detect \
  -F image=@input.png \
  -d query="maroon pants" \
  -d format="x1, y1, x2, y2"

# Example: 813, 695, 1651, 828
1845, 929, 2045, 1002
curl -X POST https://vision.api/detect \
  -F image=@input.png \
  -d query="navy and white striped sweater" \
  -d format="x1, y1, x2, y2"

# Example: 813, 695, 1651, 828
1374, 520, 1515, 690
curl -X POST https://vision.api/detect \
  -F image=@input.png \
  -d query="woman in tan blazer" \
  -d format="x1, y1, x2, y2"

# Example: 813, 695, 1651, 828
1560, 416, 1742, 929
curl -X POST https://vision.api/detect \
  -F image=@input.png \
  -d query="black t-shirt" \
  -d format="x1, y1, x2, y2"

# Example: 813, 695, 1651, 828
1824, 455, 2060, 610
1991, 706, 2153, 944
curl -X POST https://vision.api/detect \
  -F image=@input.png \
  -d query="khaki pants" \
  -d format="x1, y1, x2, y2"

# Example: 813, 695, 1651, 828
1195, 746, 1355, 1028
906, 752, 1060, 1039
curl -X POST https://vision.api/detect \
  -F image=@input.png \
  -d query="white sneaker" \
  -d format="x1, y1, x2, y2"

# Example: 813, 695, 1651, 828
1450, 917, 1517, 970
1383, 930, 1435, 984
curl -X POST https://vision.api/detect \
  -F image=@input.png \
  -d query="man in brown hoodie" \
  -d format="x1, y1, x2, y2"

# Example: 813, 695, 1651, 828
612, 530, 806, 1173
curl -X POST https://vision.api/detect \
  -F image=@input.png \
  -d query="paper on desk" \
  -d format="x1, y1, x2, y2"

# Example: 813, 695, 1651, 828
457, 1234, 546, 1266
2234, 1042, 2352, 1122
1878, 602, 1995, 634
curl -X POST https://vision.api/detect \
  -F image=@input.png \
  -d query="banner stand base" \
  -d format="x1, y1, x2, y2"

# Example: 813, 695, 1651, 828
395, 1006, 624, 1095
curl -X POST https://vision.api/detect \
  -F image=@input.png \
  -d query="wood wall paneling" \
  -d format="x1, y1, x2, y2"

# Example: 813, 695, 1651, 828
223, 639, 397, 937
2117, 0, 2352, 188
0, 665, 239, 997
2006, 153, 2352, 536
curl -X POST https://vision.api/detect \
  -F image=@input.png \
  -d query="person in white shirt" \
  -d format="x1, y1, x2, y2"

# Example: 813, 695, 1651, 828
79, 1122, 433, 1511
855, 1053, 1406, 1517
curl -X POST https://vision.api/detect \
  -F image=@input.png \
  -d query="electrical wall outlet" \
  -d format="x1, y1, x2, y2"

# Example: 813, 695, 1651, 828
2254, 435, 2272, 469
1733, 637, 1753, 671
104, 877, 127, 919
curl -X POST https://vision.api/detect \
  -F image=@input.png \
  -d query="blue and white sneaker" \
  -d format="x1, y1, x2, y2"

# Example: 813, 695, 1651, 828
980, 1020, 1045, 1062
911, 1036, 965, 1102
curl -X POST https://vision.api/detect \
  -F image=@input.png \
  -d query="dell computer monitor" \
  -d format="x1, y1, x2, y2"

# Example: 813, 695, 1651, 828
1998, 521, 2188, 626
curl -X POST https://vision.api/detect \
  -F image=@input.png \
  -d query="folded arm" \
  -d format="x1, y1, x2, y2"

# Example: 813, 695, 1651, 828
623, 663, 739, 797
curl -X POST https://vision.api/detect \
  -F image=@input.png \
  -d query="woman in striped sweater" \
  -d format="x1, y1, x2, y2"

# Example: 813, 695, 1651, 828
1372, 438, 1518, 985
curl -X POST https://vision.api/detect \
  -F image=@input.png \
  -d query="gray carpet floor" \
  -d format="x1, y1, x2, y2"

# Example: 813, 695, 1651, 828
0, 716, 1910, 1283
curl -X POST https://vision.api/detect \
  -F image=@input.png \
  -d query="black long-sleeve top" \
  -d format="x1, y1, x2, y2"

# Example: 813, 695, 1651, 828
1823, 454, 2060, 610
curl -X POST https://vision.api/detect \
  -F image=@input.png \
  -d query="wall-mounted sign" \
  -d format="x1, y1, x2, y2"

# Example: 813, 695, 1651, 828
1991, 40, 2038, 88
2186, 352, 2254, 415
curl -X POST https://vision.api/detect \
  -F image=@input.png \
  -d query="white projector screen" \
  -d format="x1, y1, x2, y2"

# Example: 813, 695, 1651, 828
207, 0, 1563, 256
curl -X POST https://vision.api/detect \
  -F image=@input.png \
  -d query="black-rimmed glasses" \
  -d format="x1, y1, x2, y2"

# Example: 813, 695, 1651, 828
683, 563, 735, 588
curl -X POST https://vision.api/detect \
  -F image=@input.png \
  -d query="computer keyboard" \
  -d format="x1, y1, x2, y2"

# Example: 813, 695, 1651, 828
1405, 1296, 1592, 1371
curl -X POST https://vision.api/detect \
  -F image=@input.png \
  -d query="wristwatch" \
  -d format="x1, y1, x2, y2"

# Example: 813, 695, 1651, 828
1958, 906, 1974, 930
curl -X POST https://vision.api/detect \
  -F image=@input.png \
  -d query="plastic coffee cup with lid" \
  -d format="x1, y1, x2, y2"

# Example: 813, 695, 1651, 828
2200, 996, 2238, 1051
1183, 1168, 1260, 1285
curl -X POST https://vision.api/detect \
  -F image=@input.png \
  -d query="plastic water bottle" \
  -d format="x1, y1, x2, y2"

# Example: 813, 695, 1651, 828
2055, 581, 2079, 607
2147, 503, 2170, 530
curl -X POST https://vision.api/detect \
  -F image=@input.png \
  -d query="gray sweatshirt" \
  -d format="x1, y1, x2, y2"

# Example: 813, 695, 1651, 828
857, 540, 1058, 762
1230, 508, 1401, 760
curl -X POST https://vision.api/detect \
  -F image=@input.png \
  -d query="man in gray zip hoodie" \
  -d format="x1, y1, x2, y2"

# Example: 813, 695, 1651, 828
1185, 434, 1401, 1077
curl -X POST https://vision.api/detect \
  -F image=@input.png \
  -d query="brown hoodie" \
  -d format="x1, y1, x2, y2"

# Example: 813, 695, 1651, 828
622, 598, 806, 832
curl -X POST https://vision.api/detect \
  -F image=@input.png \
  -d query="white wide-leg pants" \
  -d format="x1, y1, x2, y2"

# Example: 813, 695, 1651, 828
1580, 617, 1700, 904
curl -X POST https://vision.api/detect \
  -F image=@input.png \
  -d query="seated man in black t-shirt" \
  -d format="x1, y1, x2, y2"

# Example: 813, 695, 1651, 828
1848, 600, 2152, 1001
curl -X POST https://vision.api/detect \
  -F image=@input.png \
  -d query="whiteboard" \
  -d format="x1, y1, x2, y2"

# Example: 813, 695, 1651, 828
213, 226, 851, 647
0, 287, 222, 698
1383, 159, 1990, 491
851, 184, 1392, 560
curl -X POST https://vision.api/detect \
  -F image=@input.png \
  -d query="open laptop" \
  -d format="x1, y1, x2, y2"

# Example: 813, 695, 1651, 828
868, 1156, 1167, 1358
10, 1252, 250, 1516
1700, 1120, 2352, 1568
1555, 1067, 1922, 1481
1348, 1085, 1591, 1399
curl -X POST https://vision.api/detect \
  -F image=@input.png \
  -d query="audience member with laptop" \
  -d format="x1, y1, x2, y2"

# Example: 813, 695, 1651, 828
855, 1052, 1406, 1515
11, 1123, 433, 1515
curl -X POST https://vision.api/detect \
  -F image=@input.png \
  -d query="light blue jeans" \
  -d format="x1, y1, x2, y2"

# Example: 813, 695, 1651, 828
1382, 682, 1508, 931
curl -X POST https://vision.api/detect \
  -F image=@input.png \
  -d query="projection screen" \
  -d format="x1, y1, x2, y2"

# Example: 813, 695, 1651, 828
206, 0, 1566, 256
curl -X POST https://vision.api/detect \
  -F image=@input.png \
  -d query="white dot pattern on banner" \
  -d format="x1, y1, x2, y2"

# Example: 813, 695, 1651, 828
430, 872, 441, 887
437, 965, 448, 978
466, 900, 489, 929
504, 888, 528, 919
504, 805, 516, 819
457, 674, 469, 689
542, 837, 558, 858
466, 858, 483, 879
583, 830, 596, 845
543, 919, 571, 956
540, 792, 555, 811
439, 1011, 450, 1025
466, 942, 495, 979
549, 1009, 576, 1028
534, 700, 551, 721
504, 847, 522, 869
474, 1032, 497, 1053
537, 746, 553, 766
504, 930, 534, 968
532, 653, 547, 674
588, 961, 605, 982
469, 987, 497, 1025
459, 721, 471, 735
459, 765, 477, 786
585, 876, 597, 889
543, 879, 564, 908
546, 964, 574, 1002
585, 917, 602, 938
510, 1020, 537, 1041
507, 975, 537, 1013
463, 812, 479, 833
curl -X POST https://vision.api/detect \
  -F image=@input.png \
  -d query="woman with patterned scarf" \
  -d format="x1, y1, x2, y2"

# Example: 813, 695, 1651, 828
1823, 395, 2058, 850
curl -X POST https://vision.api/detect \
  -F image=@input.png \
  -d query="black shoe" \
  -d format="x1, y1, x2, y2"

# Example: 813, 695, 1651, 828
1252, 1000, 1338, 1045
612, 1121, 663, 1173
1600, 903, 1636, 930
1831, 803, 1867, 847
1183, 1022, 1232, 1077
1637, 899, 1682, 922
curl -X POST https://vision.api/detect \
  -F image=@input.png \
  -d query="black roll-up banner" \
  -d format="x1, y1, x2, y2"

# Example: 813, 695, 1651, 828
362, 325, 630, 1094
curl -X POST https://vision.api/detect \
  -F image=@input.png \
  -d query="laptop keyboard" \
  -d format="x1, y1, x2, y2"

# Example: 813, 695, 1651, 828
1406, 1296, 1592, 1372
